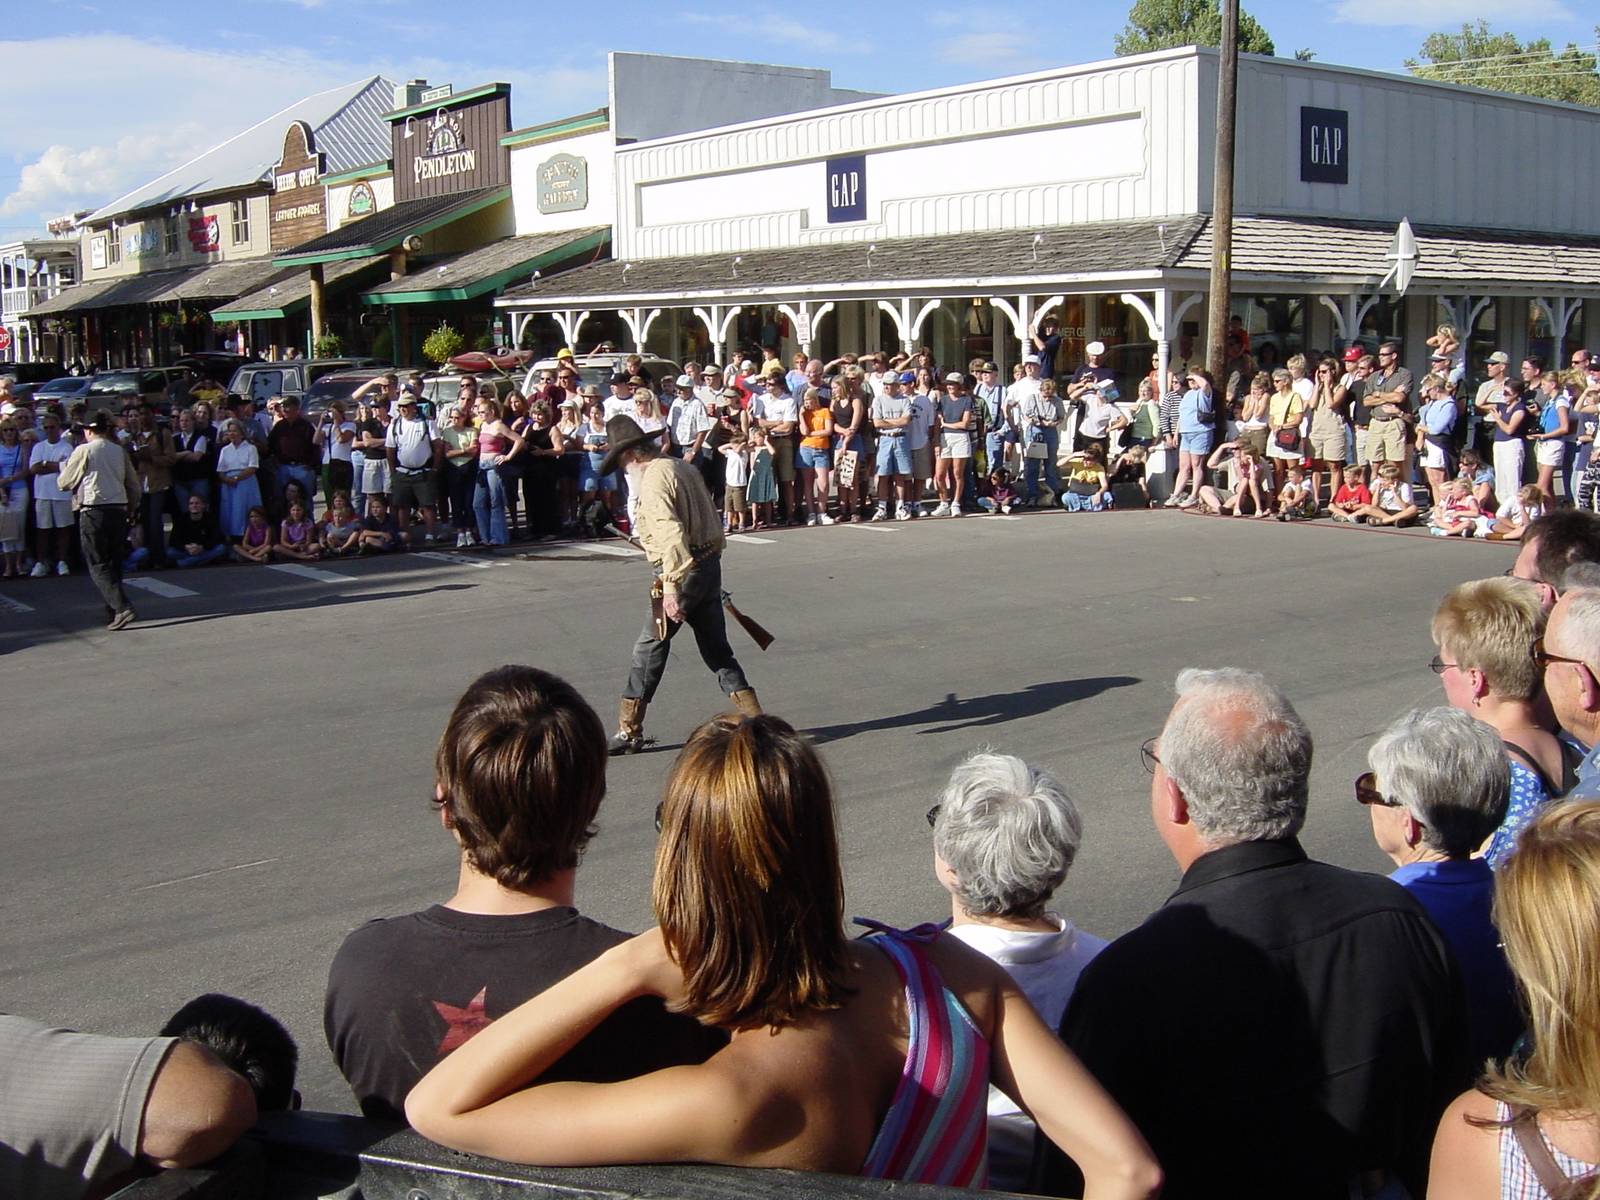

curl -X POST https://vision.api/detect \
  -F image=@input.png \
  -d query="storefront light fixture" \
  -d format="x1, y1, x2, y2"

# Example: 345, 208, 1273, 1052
731, 256, 742, 278
1032, 233, 1044, 263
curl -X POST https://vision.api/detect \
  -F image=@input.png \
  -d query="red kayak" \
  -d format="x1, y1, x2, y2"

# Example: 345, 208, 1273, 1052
447, 350, 533, 373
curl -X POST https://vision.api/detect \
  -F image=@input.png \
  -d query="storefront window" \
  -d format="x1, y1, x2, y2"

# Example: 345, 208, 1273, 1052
1527, 299, 1555, 370
230, 200, 251, 247
1235, 294, 1307, 373
1462, 302, 1497, 385
1354, 296, 1402, 354
164, 216, 179, 256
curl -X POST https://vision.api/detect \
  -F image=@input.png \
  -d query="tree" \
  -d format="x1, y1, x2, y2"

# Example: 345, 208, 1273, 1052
1115, 0, 1276, 57
421, 322, 465, 366
1407, 21, 1600, 108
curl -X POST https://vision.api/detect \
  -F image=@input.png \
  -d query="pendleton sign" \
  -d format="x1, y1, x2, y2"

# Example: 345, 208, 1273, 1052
392, 83, 511, 203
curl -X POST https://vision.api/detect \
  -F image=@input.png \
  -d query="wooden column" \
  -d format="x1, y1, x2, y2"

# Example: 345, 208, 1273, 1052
309, 263, 327, 345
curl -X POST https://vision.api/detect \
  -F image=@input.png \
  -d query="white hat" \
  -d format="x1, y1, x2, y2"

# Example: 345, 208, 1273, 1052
1022, 353, 1041, 365
675, 374, 695, 389
1086, 340, 1106, 356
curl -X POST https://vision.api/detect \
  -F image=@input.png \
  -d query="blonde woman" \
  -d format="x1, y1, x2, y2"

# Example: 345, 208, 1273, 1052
1427, 801, 1600, 1198
1266, 368, 1305, 495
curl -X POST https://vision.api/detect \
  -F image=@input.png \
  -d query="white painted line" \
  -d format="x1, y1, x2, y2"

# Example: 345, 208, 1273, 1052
413, 551, 495, 570
133, 858, 280, 893
727, 534, 776, 544
836, 521, 898, 532
0, 594, 34, 613
985, 515, 1024, 521
266, 563, 351, 584
522, 542, 644, 560
124, 577, 198, 598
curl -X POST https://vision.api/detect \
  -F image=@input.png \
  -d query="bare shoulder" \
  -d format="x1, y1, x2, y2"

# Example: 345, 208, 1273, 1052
1426, 1088, 1501, 1200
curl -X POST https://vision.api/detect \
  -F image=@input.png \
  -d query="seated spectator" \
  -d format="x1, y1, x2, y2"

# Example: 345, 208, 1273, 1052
1195, 440, 1269, 517
358, 495, 401, 554
158, 993, 300, 1114
1480, 484, 1544, 541
1429, 477, 1481, 537
1362, 707, 1522, 1067
1457, 448, 1496, 513
0, 1009, 258, 1199
232, 506, 273, 564
326, 665, 725, 1123
1328, 464, 1372, 522
273, 500, 322, 561
1431, 578, 1572, 867
1428, 801, 1600, 1196
1349, 461, 1419, 526
1107, 444, 1149, 505
406, 714, 1159, 1196
927, 751, 1109, 1191
1273, 464, 1315, 521
321, 490, 362, 557
977, 465, 1019, 514
1033, 668, 1468, 1199
1061, 443, 1112, 511
168, 494, 228, 569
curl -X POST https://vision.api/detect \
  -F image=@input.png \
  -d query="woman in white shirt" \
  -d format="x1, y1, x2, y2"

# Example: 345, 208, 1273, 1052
216, 419, 262, 539
313, 400, 356, 515
927, 751, 1109, 1191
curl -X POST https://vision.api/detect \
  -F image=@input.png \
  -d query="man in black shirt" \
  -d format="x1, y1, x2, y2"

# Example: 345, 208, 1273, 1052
325, 666, 722, 1123
1032, 668, 1468, 1200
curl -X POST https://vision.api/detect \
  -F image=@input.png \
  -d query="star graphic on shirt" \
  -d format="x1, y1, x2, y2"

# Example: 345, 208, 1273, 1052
432, 987, 492, 1053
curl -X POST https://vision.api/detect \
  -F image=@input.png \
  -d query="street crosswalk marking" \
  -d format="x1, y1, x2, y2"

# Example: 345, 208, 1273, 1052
266, 564, 352, 584
520, 542, 644, 560
413, 551, 496, 570
124, 577, 199, 598
0, 593, 34, 613
727, 534, 776, 544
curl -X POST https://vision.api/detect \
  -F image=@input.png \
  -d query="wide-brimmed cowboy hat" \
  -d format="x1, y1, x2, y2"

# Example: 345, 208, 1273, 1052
599, 414, 667, 476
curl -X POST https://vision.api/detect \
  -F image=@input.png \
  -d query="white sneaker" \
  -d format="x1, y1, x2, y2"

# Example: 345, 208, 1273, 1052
455, 531, 468, 548
931, 502, 951, 518
29, 562, 47, 578
1177, 495, 1197, 509
807, 514, 820, 527
949, 507, 964, 518
1163, 495, 1182, 508
895, 508, 913, 521
872, 506, 888, 522
817, 513, 835, 526
55, 561, 69, 576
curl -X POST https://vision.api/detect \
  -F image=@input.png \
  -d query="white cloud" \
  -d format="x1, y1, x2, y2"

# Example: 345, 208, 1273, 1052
0, 126, 204, 219
678, 11, 846, 52
1331, 0, 1573, 25
926, 8, 1051, 70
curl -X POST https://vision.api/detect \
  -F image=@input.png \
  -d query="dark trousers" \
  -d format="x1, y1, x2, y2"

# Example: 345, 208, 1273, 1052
624, 555, 749, 702
140, 488, 169, 565
445, 464, 477, 530
79, 505, 132, 617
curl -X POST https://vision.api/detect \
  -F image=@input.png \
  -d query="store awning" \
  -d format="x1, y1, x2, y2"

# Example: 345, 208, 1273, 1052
211, 257, 386, 321
1174, 216, 1600, 294
359, 227, 608, 306
27, 267, 215, 316
26, 278, 125, 317
494, 217, 1208, 310
272, 187, 510, 268
164, 259, 297, 302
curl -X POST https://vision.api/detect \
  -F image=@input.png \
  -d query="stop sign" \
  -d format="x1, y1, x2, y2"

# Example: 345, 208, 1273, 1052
0, 327, 12, 352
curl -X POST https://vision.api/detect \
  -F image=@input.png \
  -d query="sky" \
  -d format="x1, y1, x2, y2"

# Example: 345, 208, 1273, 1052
2, 0, 1593, 238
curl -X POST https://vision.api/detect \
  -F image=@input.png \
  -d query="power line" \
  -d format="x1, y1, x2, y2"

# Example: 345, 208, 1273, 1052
1405, 40, 1600, 71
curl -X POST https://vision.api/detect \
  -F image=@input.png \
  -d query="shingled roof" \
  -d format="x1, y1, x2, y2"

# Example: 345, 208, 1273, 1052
496, 216, 1209, 307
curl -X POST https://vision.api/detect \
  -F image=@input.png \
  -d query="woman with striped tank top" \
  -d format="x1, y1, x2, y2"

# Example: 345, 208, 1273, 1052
407, 714, 1158, 1196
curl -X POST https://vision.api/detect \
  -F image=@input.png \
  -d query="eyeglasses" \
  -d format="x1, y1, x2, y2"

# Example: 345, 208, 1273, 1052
1532, 635, 1589, 670
1354, 771, 1402, 809
653, 801, 664, 833
1429, 654, 1458, 675
1377, 352, 1396, 359
1139, 736, 1161, 774
925, 804, 941, 828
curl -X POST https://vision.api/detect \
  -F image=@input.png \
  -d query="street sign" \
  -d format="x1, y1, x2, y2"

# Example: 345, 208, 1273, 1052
0, 327, 13, 353
1379, 218, 1418, 297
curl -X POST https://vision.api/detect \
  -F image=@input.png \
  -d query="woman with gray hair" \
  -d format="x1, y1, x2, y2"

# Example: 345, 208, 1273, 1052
1363, 705, 1520, 1066
927, 750, 1108, 1191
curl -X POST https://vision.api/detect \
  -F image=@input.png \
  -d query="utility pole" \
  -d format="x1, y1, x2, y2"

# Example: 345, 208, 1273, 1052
1206, 0, 1239, 384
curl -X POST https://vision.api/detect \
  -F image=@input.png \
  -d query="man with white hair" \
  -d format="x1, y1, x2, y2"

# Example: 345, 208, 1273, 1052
1363, 706, 1519, 1067
1032, 668, 1468, 1200
1537, 587, 1600, 798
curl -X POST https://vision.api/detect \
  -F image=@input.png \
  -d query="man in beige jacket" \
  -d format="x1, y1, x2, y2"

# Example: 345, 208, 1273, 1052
57, 412, 141, 630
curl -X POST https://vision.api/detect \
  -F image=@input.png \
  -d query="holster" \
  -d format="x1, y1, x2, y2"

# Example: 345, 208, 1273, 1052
650, 577, 668, 640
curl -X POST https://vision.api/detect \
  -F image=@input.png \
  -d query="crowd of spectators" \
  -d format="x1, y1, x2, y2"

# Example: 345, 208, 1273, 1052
2, 337, 1595, 583
14, 507, 1600, 1198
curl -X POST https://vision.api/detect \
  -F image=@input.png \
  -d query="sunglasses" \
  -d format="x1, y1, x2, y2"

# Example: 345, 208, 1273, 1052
1354, 771, 1401, 809
1532, 635, 1589, 671
1428, 654, 1458, 675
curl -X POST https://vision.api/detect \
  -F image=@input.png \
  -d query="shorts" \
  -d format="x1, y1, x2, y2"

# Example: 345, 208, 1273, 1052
34, 498, 73, 529
1536, 440, 1566, 467
389, 470, 436, 509
1178, 431, 1213, 456
771, 435, 796, 482
1267, 436, 1303, 461
797, 444, 832, 470
726, 485, 748, 513
912, 444, 933, 479
1421, 441, 1449, 471
941, 431, 973, 459
579, 462, 619, 493
360, 458, 391, 495
875, 435, 912, 476
1307, 426, 1347, 463
1237, 427, 1269, 456
1366, 420, 1405, 463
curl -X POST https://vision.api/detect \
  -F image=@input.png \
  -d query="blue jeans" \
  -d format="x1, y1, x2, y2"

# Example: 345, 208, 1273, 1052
1022, 429, 1063, 503
172, 544, 228, 568
986, 430, 1015, 471
139, 490, 169, 565
276, 463, 319, 513
474, 467, 509, 545
1064, 489, 1112, 511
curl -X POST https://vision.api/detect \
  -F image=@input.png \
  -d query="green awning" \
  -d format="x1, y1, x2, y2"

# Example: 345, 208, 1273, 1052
357, 227, 608, 306
211, 257, 386, 321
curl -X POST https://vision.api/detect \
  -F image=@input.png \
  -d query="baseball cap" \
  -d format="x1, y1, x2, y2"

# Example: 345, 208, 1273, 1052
1022, 353, 1041, 365
1085, 340, 1106, 356
675, 374, 695, 389
1487, 351, 1510, 365
609, 374, 631, 387
981, 361, 998, 372
1429, 350, 1451, 361
897, 371, 916, 384
739, 359, 755, 371
578, 384, 602, 398
555, 347, 574, 361
628, 375, 648, 388
721, 386, 742, 399
1342, 347, 1362, 363
1586, 357, 1600, 371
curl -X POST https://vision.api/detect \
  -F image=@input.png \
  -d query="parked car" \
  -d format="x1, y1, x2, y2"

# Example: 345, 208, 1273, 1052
226, 357, 388, 408
419, 370, 517, 415
1, 360, 68, 402
301, 367, 422, 420
83, 368, 188, 412
171, 352, 259, 385
29, 375, 94, 407
519, 354, 681, 398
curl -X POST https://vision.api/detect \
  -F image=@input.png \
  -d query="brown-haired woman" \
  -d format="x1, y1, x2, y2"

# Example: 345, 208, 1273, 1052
407, 715, 1159, 1196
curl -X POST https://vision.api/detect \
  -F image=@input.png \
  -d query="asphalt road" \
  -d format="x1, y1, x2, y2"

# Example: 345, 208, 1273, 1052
0, 510, 1513, 1112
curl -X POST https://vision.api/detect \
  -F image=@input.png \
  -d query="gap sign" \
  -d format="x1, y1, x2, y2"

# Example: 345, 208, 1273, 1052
826, 155, 867, 223
1300, 107, 1349, 185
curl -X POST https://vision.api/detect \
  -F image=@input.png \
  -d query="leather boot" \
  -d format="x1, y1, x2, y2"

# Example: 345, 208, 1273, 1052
730, 688, 763, 718
608, 697, 647, 755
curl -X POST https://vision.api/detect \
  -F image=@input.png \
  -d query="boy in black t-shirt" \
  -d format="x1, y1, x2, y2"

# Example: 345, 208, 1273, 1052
324, 666, 723, 1122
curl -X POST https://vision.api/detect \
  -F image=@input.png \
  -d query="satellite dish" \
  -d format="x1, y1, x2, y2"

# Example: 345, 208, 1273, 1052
1379, 218, 1418, 296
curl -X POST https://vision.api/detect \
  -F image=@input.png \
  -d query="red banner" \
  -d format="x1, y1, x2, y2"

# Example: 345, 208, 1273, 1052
188, 214, 219, 253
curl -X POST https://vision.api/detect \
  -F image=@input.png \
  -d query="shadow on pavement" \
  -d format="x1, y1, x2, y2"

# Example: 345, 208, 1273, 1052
807, 675, 1140, 743
136, 582, 479, 629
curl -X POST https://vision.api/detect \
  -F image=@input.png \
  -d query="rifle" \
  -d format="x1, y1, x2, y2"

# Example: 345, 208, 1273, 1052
722, 590, 774, 651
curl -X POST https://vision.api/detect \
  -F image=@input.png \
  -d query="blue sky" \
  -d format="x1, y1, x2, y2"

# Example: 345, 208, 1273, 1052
1, 0, 1592, 235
